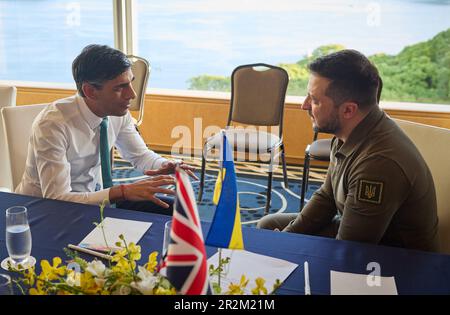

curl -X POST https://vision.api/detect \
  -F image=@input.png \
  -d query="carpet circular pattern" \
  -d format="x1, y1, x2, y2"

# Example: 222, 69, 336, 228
112, 157, 325, 227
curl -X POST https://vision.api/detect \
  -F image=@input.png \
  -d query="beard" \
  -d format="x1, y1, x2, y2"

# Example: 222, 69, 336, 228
310, 109, 341, 135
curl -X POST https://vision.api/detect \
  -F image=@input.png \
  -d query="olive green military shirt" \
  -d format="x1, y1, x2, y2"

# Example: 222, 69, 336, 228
285, 107, 439, 252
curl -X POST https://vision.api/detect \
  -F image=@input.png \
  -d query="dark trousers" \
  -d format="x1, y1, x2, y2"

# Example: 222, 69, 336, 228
117, 195, 174, 216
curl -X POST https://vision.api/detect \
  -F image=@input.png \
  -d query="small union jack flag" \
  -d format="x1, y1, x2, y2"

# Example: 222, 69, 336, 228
162, 167, 210, 295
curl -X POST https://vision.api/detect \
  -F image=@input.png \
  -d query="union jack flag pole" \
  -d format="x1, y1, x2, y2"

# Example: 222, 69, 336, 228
162, 166, 211, 295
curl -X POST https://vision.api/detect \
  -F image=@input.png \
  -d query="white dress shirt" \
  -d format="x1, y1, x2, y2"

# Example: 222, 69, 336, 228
15, 94, 167, 205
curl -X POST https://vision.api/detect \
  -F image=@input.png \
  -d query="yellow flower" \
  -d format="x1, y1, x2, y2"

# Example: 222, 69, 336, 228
145, 251, 159, 273
29, 281, 45, 295
251, 277, 268, 295
29, 274, 47, 295
113, 242, 141, 261
112, 248, 128, 262
154, 286, 177, 295
40, 257, 66, 281
29, 288, 42, 295
79, 272, 101, 295
111, 258, 133, 274
110, 242, 142, 273
226, 275, 249, 295
22, 266, 36, 287
127, 243, 142, 261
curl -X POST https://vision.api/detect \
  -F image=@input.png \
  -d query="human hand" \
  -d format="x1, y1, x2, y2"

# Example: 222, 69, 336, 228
144, 160, 199, 180
122, 175, 176, 208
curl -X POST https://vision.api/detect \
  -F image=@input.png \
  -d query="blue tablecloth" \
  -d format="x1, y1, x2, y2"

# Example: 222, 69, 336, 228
1, 191, 449, 295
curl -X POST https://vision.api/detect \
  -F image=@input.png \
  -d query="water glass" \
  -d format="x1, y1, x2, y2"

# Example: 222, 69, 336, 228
0, 274, 13, 295
162, 221, 172, 257
5, 206, 32, 267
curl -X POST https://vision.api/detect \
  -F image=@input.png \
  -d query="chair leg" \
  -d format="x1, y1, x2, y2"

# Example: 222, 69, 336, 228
281, 144, 288, 188
110, 147, 115, 175
264, 170, 273, 216
300, 152, 310, 211
197, 153, 206, 202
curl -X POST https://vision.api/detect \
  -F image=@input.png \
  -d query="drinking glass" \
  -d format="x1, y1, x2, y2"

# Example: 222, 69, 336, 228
0, 274, 13, 295
162, 221, 172, 258
5, 206, 32, 267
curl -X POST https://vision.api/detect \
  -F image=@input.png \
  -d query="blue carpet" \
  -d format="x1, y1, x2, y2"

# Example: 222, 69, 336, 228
192, 171, 321, 226
112, 157, 324, 227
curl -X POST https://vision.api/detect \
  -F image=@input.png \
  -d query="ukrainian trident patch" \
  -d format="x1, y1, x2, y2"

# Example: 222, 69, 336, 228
357, 180, 383, 204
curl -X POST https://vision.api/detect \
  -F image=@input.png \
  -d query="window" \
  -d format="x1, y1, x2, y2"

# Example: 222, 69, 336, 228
134, 0, 450, 104
0, 0, 113, 84
1, 0, 449, 104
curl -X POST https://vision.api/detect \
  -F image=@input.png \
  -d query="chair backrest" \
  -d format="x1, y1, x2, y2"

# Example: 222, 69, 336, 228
394, 118, 450, 254
0, 85, 17, 190
1, 103, 48, 190
128, 55, 150, 126
0, 85, 16, 107
229, 64, 289, 133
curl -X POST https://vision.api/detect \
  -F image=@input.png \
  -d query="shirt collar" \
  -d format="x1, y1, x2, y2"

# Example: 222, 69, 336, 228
335, 106, 385, 158
77, 94, 103, 130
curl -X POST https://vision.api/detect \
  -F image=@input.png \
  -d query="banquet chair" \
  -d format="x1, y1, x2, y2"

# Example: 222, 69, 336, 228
1, 103, 48, 190
0, 85, 17, 191
111, 55, 150, 169
394, 118, 450, 254
299, 133, 332, 210
197, 63, 289, 216
128, 55, 150, 128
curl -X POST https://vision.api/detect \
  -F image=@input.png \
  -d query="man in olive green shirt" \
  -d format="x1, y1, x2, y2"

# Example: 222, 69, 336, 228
258, 49, 439, 252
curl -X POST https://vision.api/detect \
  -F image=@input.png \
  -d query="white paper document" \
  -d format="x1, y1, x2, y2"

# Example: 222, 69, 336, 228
79, 217, 152, 250
207, 249, 298, 294
330, 270, 398, 295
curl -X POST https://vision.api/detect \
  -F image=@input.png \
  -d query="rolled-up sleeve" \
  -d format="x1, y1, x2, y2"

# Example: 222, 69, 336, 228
284, 169, 338, 234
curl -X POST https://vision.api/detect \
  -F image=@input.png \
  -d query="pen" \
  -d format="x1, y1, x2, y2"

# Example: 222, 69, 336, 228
68, 244, 113, 261
78, 243, 120, 253
304, 261, 311, 295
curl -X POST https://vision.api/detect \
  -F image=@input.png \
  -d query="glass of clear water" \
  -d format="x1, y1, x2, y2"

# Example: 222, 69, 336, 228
5, 206, 32, 268
0, 274, 13, 295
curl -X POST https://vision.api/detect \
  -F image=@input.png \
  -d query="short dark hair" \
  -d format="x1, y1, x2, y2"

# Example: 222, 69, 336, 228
72, 44, 131, 97
308, 49, 381, 110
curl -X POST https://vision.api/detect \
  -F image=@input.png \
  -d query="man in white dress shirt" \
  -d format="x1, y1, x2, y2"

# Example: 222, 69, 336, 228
15, 44, 196, 214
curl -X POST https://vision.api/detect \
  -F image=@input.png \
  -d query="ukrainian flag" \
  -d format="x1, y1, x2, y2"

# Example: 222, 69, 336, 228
205, 132, 244, 249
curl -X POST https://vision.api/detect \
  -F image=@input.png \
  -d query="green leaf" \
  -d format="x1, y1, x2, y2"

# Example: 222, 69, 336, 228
212, 282, 222, 294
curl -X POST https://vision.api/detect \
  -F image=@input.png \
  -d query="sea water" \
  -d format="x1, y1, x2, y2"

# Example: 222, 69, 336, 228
0, 0, 449, 89
6, 225, 32, 264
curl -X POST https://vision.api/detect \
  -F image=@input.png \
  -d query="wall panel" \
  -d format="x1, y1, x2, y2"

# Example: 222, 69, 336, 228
15, 86, 450, 165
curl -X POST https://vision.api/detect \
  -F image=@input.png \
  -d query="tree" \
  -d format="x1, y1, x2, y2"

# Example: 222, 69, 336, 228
188, 29, 450, 105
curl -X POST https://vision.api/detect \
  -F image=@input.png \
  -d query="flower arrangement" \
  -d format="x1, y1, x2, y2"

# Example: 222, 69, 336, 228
10, 238, 175, 295
7, 202, 279, 295
9, 241, 278, 295
209, 256, 281, 295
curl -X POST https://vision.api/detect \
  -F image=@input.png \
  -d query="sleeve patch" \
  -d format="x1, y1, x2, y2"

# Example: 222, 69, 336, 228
357, 180, 383, 204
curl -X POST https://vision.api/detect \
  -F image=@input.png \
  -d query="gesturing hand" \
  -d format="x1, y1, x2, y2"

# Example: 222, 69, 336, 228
144, 160, 199, 180
123, 175, 176, 208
